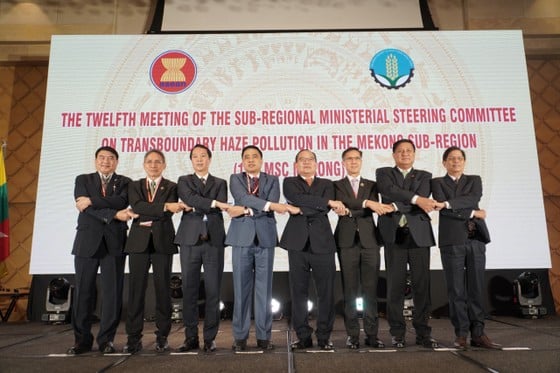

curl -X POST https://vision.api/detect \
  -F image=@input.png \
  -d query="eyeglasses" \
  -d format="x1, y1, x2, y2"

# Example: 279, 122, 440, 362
145, 160, 164, 165
297, 157, 316, 163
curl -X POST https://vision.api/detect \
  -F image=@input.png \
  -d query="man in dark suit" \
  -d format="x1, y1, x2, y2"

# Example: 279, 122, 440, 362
123, 149, 187, 354
431, 146, 499, 350
225, 145, 297, 352
376, 139, 439, 349
280, 149, 345, 351
67, 146, 132, 355
334, 147, 394, 349
174, 144, 229, 353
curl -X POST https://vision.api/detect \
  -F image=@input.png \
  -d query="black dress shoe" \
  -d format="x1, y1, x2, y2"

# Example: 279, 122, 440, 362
416, 336, 439, 348
67, 344, 92, 355
203, 340, 216, 352
317, 339, 335, 351
123, 340, 143, 354
99, 341, 116, 354
290, 338, 313, 350
232, 339, 247, 352
156, 337, 169, 352
177, 336, 199, 352
257, 339, 275, 350
365, 336, 385, 348
391, 336, 405, 348
346, 336, 359, 349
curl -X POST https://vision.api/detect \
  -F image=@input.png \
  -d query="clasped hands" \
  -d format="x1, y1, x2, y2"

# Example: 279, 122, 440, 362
215, 201, 302, 218
416, 196, 446, 214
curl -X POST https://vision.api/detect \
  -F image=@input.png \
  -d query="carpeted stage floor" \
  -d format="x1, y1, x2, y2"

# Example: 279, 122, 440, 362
1, 315, 559, 373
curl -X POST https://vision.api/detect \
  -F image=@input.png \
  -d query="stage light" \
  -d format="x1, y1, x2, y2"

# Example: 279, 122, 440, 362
170, 275, 183, 322
271, 298, 283, 320
220, 301, 233, 320
513, 272, 547, 318
403, 274, 414, 319
307, 300, 314, 313
41, 277, 72, 324
356, 297, 364, 313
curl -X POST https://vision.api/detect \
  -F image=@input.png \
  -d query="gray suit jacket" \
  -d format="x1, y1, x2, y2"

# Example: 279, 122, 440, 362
431, 174, 491, 246
225, 172, 280, 248
375, 166, 435, 248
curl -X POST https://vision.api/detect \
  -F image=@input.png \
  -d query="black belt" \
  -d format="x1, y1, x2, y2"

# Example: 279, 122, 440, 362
396, 226, 410, 235
467, 220, 477, 238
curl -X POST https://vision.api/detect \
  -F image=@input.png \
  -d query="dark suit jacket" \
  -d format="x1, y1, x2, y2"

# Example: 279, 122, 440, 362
279, 176, 336, 254
375, 166, 435, 248
175, 173, 227, 248
72, 172, 131, 257
225, 172, 279, 248
124, 177, 179, 254
334, 177, 381, 249
431, 174, 491, 246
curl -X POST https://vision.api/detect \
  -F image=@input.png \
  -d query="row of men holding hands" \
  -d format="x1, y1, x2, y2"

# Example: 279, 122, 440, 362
67, 139, 499, 356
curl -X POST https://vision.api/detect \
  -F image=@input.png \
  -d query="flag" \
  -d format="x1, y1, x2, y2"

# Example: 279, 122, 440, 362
0, 146, 9, 278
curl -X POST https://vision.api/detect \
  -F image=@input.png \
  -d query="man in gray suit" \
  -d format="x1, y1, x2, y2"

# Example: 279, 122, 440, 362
175, 144, 229, 353
334, 147, 393, 349
431, 146, 499, 350
376, 139, 439, 349
225, 145, 298, 351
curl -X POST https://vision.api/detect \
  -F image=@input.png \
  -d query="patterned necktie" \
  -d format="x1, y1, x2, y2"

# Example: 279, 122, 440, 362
101, 175, 110, 195
150, 180, 157, 196
200, 177, 206, 186
351, 178, 359, 197
251, 177, 259, 196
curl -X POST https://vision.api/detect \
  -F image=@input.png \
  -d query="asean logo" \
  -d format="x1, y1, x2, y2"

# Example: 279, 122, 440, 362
150, 50, 197, 94
369, 49, 414, 89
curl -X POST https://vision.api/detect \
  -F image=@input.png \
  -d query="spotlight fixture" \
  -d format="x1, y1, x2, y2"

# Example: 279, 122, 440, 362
41, 277, 72, 324
513, 272, 547, 318
403, 274, 414, 319
220, 301, 234, 320
170, 275, 183, 322
271, 298, 283, 320
356, 297, 364, 313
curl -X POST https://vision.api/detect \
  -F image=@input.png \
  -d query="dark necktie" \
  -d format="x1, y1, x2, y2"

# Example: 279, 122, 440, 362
101, 175, 110, 195
251, 177, 259, 196
149, 180, 157, 196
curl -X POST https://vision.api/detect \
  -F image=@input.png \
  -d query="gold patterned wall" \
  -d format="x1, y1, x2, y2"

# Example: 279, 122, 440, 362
529, 58, 560, 314
1, 56, 559, 321
0, 64, 47, 321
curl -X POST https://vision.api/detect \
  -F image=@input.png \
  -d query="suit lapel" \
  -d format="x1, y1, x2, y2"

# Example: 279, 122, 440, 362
258, 172, 268, 197
443, 175, 457, 197
204, 174, 214, 195
403, 169, 414, 190
393, 167, 405, 188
